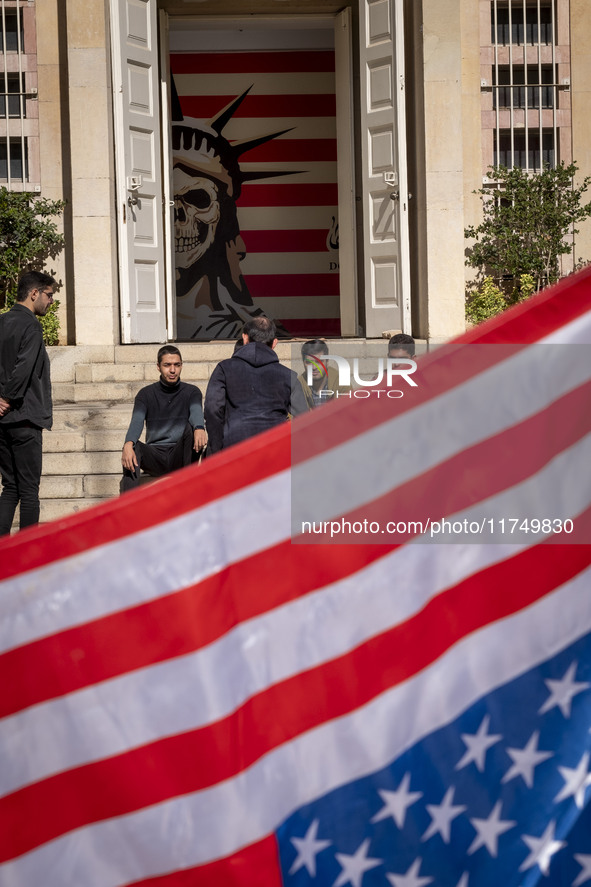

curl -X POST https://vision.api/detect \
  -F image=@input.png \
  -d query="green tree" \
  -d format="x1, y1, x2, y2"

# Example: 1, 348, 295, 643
0, 188, 66, 344
465, 162, 591, 293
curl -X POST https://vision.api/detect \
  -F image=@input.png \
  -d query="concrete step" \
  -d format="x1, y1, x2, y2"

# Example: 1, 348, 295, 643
53, 378, 211, 404
43, 451, 122, 475
40, 497, 107, 523
52, 403, 132, 432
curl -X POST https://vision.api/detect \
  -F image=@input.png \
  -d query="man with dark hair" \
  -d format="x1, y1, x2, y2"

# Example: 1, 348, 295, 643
204, 317, 308, 454
121, 346, 207, 492
298, 338, 349, 408
388, 333, 415, 360
0, 270, 56, 534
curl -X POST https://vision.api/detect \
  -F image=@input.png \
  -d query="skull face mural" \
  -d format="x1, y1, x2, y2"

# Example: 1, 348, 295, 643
173, 169, 220, 269
171, 85, 293, 340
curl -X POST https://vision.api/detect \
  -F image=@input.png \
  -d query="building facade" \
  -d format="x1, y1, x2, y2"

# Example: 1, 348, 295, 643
1, 0, 590, 347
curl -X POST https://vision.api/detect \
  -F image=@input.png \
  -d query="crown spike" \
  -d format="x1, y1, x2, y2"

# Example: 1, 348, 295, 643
170, 75, 184, 122
210, 86, 253, 134
231, 128, 294, 158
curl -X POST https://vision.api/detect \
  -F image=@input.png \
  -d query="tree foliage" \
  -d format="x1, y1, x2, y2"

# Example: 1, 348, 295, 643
465, 163, 591, 292
0, 188, 65, 343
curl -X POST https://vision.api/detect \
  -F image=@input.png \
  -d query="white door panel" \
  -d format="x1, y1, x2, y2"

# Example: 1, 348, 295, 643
358, 0, 411, 337
111, 0, 168, 343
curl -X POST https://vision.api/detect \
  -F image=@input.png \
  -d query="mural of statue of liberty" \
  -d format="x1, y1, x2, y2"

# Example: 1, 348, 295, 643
172, 81, 293, 340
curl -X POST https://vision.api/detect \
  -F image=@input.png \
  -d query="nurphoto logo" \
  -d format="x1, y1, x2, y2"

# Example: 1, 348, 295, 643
306, 355, 418, 399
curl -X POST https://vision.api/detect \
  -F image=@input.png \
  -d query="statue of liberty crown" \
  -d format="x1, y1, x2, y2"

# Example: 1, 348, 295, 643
171, 76, 298, 200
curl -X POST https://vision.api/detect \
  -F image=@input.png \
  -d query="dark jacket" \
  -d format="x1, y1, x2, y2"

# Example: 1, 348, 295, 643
204, 342, 308, 454
0, 303, 52, 429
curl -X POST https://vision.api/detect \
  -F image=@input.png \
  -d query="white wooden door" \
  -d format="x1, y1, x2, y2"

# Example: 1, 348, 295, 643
358, 0, 411, 337
111, 0, 168, 343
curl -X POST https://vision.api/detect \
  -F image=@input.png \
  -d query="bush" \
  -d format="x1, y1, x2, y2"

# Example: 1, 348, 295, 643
0, 188, 66, 344
466, 277, 507, 325
466, 274, 537, 325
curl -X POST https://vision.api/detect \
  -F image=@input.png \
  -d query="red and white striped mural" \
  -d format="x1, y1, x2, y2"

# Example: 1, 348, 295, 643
171, 49, 340, 339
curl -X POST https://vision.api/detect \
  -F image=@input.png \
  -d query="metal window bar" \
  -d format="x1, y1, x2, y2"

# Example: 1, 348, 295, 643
491, 0, 557, 172
0, 0, 26, 186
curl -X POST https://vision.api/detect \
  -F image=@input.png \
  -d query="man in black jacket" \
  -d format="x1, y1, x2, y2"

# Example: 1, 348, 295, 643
121, 345, 207, 492
0, 271, 56, 534
204, 317, 308, 454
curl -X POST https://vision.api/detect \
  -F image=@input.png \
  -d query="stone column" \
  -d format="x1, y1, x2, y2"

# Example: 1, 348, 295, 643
418, 0, 478, 341
64, 0, 119, 345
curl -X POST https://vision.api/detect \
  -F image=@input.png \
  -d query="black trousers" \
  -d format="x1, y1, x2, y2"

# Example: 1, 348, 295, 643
0, 421, 43, 535
120, 424, 195, 493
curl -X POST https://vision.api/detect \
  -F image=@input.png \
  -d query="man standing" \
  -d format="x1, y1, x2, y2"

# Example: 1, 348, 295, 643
0, 271, 56, 534
204, 317, 307, 454
121, 346, 207, 492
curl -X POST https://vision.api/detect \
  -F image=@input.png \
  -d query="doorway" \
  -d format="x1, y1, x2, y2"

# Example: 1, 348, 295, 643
167, 17, 349, 341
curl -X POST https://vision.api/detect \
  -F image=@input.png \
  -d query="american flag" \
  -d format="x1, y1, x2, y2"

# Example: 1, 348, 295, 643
0, 269, 590, 885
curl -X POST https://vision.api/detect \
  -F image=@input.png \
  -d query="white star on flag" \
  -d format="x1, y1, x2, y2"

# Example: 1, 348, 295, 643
538, 661, 590, 718
455, 714, 502, 772
519, 821, 566, 875
573, 853, 591, 887
501, 730, 553, 787
454, 875, 469, 887
421, 786, 467, 844
554, 751, 591, 809
386, 857, 434, 887
289, 819, 331, 876
467, 800, 516, 857
333, 838, 382, 887
371, 772, 423, 829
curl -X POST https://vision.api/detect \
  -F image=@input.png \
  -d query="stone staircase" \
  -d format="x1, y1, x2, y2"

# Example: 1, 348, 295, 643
10, 337, 405, 526
39, 343, 233, 523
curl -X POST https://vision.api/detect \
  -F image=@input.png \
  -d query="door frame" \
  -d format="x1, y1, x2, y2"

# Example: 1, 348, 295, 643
163, 11, 358, 339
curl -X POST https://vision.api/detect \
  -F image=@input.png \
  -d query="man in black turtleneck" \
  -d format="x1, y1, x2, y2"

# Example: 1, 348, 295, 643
120, 346, 207, 493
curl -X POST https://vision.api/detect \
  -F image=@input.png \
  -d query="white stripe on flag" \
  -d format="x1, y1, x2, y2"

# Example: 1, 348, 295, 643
2, 567, 589, 887
175, 72, 336, 95
0, 471, 290, 654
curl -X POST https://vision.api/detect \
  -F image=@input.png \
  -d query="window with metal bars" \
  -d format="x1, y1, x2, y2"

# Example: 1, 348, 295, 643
492, 3, 553, 46
494, 129, 555, 170
0, 8, 22, 53
0, 72, 24, 118
493, 65, 554, 110
0, 1, 36, 189
0, 137, 27, 179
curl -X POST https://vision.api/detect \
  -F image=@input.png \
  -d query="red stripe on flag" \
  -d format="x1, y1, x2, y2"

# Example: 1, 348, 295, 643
170, 51, 335, 75
0, 543, 392, 719
179, 94, 336, 119
1, 535, 589, 863
247, 274, 340, 297
123, 834, 282, 887
242, 229, 334, 253
237, 184, 338, 207
239, 138, 337, 162
0, 422, 291, 582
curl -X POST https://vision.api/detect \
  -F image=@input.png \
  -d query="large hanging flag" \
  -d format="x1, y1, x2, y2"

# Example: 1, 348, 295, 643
1, 269, 590, 886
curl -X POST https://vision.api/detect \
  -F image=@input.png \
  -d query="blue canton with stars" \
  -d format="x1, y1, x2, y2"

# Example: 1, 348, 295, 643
276, 631, 591, 887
